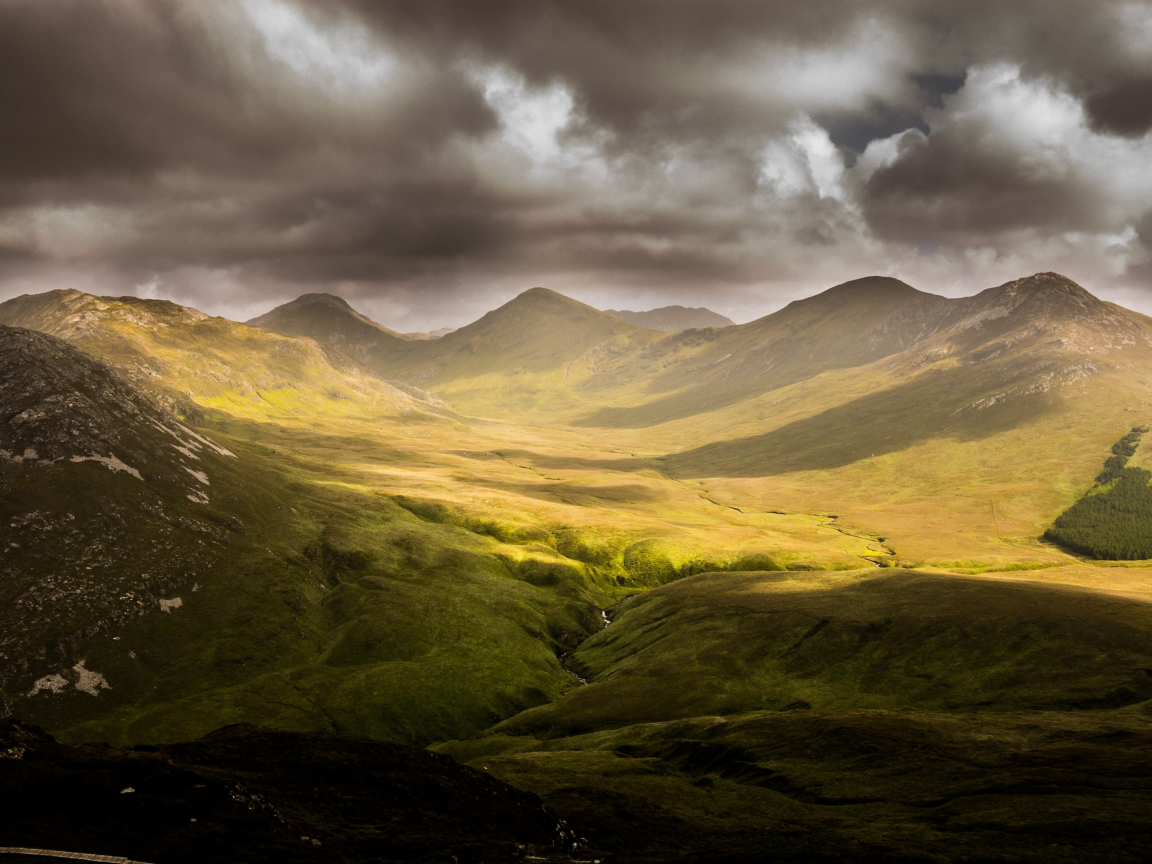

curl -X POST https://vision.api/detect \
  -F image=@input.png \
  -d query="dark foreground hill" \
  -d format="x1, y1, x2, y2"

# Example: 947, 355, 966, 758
0, 720, 573, 863
441, 568, 1152, 861
605, 305, 735, 331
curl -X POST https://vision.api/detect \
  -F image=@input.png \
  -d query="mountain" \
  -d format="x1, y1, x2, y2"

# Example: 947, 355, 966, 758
661, 273, 1152, 472
247, 293, 414, 373
575, 276, 960, 426
1, 291, 610, 746
360, 286, 664, 414
0, 289, 419, 423
8, 272, 1152, 863
605, 305, 734, 331
0, 325, 241, 698
403, 327, 455, 340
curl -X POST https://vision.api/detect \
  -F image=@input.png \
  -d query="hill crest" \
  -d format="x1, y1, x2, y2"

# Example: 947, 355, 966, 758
245, 292, 400, 336
606, 306, 735, 332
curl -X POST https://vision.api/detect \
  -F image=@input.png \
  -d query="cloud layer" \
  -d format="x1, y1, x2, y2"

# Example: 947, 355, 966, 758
1, 0, 1151, 327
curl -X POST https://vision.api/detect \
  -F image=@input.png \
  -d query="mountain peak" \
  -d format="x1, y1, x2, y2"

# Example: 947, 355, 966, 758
477, 287, 626, 326
246, 292, 367, 327
999, 272, 1098, 303
292, 292, 355, 310
507, 286, 588, 309
965, 272, 1111, 324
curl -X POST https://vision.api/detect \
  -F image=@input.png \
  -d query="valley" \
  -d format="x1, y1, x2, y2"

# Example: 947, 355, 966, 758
4, 273, 1152, 861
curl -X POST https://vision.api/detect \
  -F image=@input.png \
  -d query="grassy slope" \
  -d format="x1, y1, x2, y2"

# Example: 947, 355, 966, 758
337, 287, 665, 415
20, 421, 612, 746
0, 289, 418, 423
565, 275, 1152, 571
577, 276, 962, 427
4, 291, 871, 748
493, 568, 1152, 734
11, 275, 1152, 858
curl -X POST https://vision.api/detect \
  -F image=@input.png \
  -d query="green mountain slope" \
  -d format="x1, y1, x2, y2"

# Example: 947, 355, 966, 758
0, 289, 420, 423
664, 273, 1152, 478
373, 287, 663, 415
248, 286, 663, 416
0, 295, 620, 746
577, 276, 961, 426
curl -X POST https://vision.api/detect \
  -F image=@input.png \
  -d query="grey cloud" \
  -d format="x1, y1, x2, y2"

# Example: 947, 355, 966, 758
861, 127, 1109, 244
1085, 78, 1152, 137
1, 0, 1151, 327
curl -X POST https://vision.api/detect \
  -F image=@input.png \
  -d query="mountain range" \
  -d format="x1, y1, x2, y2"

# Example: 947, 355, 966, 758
4, 272, 1152, 861
605, 305, 735, 331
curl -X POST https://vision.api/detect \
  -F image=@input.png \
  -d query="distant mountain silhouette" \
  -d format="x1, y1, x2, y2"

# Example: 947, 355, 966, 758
605, 306, 734, 331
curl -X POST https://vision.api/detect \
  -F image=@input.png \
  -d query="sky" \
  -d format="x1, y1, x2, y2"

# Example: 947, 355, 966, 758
2, 0, 1152, 330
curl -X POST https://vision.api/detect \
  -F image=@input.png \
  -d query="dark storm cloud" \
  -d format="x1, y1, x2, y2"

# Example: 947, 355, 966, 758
1, 0, 1151, 327
1085, 77, 1152, 137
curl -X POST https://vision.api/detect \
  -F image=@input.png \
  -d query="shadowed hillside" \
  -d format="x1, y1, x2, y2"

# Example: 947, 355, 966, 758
0, 326, 241, 699
247, 293, 411, 372
439, 567, 1152, 861
493, 569, 1152, 733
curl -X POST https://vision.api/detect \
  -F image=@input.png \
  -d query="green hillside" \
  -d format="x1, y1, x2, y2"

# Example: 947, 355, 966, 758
0, 289, 420, 423
372, 287, 663, 415
579, 276, 962, 426
490, 568, 1152, 735
438, 567, 1152, 860
9, 272, 1152, 860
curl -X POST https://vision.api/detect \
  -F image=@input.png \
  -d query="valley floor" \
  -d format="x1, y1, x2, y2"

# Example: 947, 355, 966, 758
8, 400, 1152, 861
